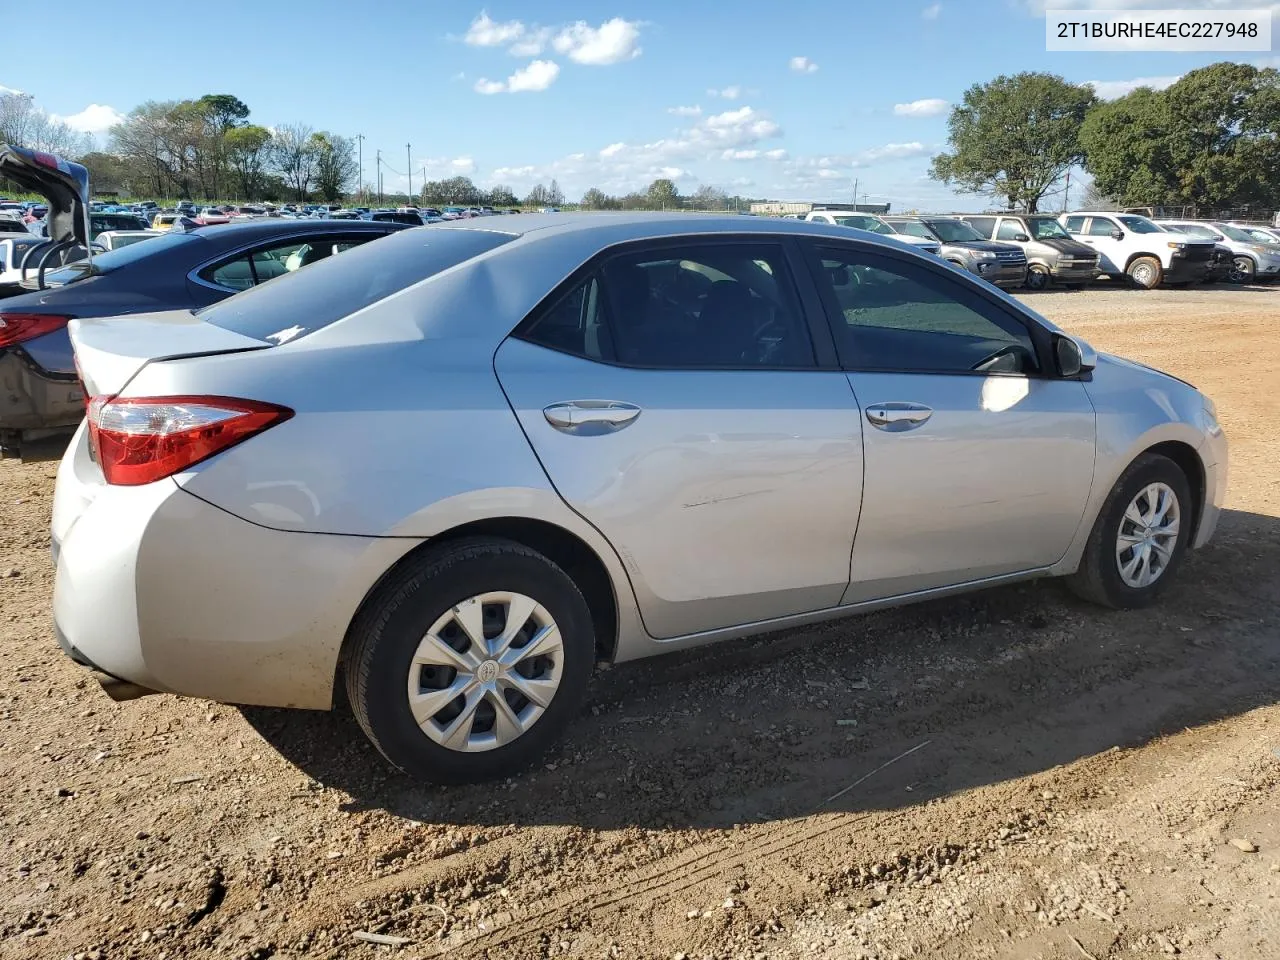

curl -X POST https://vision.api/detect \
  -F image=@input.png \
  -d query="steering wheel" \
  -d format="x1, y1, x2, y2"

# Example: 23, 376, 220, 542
971, 344, 1027, 374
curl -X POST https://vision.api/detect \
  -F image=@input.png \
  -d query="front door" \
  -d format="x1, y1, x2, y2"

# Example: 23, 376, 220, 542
495, 238, 864, 639
803, 241, 1097, 602
1078, 216, 1125, 275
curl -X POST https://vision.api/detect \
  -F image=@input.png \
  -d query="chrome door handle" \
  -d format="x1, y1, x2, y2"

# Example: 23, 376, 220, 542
866, 402, 933, 431
543, 400, 642, 433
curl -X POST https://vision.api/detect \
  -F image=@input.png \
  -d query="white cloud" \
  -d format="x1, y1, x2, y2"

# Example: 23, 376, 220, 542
52, 103, 125, 133
922, 3, 941, 19
789, 56, 819, 74
668, 104, 702, 117
492, 165, 538, 179
474, 59, 561, 95
451, 71, 467, 82
1085, 75, 1181, 100
893, 98, 949, 117
464, 11, 526, 47
600, 142, 627, 158
1016, 0, 1274, 12
508, 28, 552, 56
723, 149, 760, 160
451, 156, 476, 173
707, 85, 742, 100
552, 18, 642, 65
765, 148, 789, 161
858, 141, 928, 163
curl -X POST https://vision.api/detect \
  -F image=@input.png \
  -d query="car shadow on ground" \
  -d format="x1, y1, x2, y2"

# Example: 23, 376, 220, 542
242, 507, 1280, 831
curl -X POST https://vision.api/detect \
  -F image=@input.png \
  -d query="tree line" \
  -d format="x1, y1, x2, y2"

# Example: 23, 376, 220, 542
930, 61, 1280, 214
2, 91, 758, 210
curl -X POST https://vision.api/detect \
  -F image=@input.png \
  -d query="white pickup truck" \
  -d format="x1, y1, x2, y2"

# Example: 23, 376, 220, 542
804, 210, 941, 256
1058, 211, 1215, 289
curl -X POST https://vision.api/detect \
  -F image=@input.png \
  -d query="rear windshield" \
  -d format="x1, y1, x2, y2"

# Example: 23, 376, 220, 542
40, 231, 200, 285
199, 226, 514, 343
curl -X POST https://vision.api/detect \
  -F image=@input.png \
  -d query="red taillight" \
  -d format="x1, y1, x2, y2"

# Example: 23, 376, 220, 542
0, 313, 72, 349
86, 395, 293, 486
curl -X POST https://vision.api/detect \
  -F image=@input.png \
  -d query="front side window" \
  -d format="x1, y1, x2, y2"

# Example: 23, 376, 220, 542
1063, 216, 1086, 233
996, 220, 1025, 241
963, 216, 997, 238
1086, 218, 1117, 237
594, 243, 815, 368
812, 245, 1039, 375
1117, 215, 1163, 234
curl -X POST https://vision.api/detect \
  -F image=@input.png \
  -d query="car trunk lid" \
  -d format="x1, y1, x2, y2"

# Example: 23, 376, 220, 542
70, 309, 271, 397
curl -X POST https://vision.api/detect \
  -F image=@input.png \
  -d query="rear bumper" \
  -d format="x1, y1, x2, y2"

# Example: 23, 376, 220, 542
0, 348, 82, 434
51, 427, 423, 709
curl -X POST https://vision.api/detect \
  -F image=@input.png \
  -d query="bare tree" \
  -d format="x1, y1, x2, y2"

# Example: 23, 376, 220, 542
0, 93, 91, 157
272, 123, 318, 201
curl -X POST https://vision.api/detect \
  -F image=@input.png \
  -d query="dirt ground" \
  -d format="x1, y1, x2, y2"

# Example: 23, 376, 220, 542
2, 284, 1278, 960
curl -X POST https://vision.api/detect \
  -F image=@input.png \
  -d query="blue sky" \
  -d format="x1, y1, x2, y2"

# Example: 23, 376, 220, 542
3, 0, 1274, 210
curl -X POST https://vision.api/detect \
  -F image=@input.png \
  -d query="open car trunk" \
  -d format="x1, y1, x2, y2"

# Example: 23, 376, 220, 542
0, 144, 91, 288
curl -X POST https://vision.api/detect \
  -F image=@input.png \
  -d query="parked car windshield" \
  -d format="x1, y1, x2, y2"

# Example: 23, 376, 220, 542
1216, 223, 1263, 243
832, 216, 891, 233
200, 226, 514, 344
926, 220, 985, 243
1024, 218, 1072, 240
1117, 215, 1164, 234
39, 231, 200, 286
887, 220, 936, 240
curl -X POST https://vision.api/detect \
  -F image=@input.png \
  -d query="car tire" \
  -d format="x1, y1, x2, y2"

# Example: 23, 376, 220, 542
1126, 256, 1163, 289
1025, 265, 1051, 290
1065, 453, 1193, 610
1229, 255, 1255, 284
344, 537, 596, 783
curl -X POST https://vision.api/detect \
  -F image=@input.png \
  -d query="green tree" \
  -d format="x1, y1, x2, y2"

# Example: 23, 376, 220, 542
646, 178, 680, 209
310, 132, 358, 202
930, 72, 1096, 212
486, 184, 517, 207
580, 187, 608, 209
225, 124, 272, 200
525, 183, 550, 206
547, 178, 565, 206
1081, 62, 1280, 210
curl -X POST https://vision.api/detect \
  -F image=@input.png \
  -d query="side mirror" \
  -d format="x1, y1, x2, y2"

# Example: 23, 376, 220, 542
1110, 229, 1124, 241
1014, 233, 1030, 242
1054, 333, 1096, 378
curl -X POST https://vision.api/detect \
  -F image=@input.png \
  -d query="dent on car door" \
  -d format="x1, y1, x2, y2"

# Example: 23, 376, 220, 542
803, 242, 1097, 602
494, 238, 864, 639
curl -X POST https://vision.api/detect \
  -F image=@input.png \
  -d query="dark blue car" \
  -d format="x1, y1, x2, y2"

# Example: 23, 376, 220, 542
0, 217, 409, 451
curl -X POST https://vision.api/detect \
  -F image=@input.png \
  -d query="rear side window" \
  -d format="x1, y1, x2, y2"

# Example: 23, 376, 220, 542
964, 216, 996, 238
200, 227, 514, 343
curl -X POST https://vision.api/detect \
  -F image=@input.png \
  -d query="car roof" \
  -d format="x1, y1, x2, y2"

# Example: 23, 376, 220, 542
180, 218, 409, 241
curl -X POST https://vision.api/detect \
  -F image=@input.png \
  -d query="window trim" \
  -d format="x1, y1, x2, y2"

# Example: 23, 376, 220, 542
796, 237, 1060, 379
511, 234, 837, 372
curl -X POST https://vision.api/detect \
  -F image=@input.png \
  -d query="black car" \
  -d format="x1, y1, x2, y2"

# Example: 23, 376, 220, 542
364, 210, 424, 225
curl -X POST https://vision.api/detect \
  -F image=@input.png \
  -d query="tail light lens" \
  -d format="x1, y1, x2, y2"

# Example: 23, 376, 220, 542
86, 395, 293, 486
0, 313, 72, 349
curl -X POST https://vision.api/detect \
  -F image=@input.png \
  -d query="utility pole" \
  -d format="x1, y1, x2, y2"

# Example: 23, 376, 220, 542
406, 143, 412, 202
852, 177, 859, 210
355, 134, 365, 203
1062, 168, 1072, 213
376, 150, 382, 205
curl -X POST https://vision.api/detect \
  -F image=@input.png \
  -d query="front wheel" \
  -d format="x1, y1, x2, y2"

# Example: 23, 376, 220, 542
1126, 256, 1163, 289
1024, 265, 1051, 291
1229, 256, 1256, 284
1065, 453, 1193, 609
344, 538, 596, 783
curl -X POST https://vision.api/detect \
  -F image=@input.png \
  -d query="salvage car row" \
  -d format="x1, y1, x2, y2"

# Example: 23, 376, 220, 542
799, 208, 1280, 289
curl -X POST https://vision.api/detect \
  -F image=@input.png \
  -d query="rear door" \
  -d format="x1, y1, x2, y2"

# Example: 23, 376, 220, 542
495, 237, 864, 639
801, 239, 1096, 602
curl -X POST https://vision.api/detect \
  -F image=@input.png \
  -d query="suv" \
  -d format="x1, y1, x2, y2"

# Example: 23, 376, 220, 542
958, 214, 1099, 290
803, 210, 941, 255
1058, 211, 1214, 288
884, 216, 1027, 288
1156, 220, 1280, 284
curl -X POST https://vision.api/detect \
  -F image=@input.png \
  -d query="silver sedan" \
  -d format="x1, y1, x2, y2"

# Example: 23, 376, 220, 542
51, 213, 1227, 783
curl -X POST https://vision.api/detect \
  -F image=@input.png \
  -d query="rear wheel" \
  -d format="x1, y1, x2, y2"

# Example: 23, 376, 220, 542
1126, 256, 1162, 289
1066, 453, 1192, 609
345, 538, 595, 783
